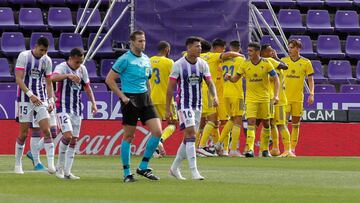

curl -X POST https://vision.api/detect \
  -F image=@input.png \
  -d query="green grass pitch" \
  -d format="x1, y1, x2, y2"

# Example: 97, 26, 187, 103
1, 155, 360, 203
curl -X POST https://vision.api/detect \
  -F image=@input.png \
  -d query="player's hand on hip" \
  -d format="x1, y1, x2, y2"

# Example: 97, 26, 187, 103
272, 96, 279, 105
30, 95, 42, 106
121, 96, 130, 105
213, 96, 219, 107
47, 102, 54, 113
307, 94, 314, 106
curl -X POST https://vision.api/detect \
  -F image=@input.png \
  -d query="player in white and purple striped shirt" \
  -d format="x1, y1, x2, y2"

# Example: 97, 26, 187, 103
14, 37, 56, 174
52, 48, 97, 180
166, 37, 218, 180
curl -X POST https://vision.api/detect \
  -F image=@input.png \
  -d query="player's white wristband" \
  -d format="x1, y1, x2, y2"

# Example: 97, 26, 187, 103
48, 97, 55, 104
26, 90, 34, 97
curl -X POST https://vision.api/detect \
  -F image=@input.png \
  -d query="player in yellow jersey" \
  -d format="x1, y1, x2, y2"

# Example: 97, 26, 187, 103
226, 42, 280, 157
214, 40, 245, 157
260, 44, 293, 157
197, 39, 243, 156
149, 41, 176, 157
281, 39, 314, 157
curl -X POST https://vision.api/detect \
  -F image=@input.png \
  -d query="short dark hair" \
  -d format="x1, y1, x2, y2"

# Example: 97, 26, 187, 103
157, 41, 170, 51
36, 37, 49, 48
260, 44, 271, 52
248, 42, 261, 51
201, 39, 211, 53
288, 39, 302, 49
229, 40, 240, 49
212, 38, 226, 48
69, 48, 84, 57
186, 36, 202, 46
130, 30, 145, 41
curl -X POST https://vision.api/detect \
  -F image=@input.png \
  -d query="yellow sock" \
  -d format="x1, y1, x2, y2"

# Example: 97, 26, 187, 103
212, 127, 220, 144
230, 124, 241, 151
260, 127, 271, 152
280, 125, 291, 152
291, 123, 300, 151
246, 125, 255, 151
271, 125, 279, 149
195, 129, 203, 148
161, 124, 176, 142
219, 120, 233, 143
199, 121, 215, 148
223, 133, 230, 151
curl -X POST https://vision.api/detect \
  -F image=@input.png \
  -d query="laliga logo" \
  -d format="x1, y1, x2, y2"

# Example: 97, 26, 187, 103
52, 126, 152, 156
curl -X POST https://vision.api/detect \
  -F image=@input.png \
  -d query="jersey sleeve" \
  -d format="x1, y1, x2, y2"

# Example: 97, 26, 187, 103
169, 62, 180, 81
237, 61, 246, 76
82, 66, 90, 85
305, 60, 314, 76
53, 64, 65, 75
15, 52, 27, 71
203, 61, 212, 80
112, 55, 127, 74
45, 57, 53, 77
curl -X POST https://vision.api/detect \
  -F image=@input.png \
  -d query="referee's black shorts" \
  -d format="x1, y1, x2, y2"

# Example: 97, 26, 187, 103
120, 92, 159, 126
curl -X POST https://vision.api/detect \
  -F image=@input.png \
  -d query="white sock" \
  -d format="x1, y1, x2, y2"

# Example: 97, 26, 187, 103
57, 141, 68, 167
38, 138, 44, 151
185, 141, 199, 175
171, 142, 186, 171
30, 137, 41, 165
44, 142, 55, 169
15, 142, 24, 166
64, 147, 75, 176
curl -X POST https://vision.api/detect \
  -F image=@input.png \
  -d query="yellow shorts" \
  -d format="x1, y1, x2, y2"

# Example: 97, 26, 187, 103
269, 102, 275, 118
273, 105, 286, 125
286, 102, 303, 117
202, 88, 216, 116
245, 102, 270, 119
224, 97, 244, 117
217, 96, 228, 121
154, 104, 177, 120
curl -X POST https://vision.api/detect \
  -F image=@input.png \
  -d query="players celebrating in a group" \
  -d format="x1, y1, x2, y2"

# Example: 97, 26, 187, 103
14, 37, 56, 174
52, 48, 97, 180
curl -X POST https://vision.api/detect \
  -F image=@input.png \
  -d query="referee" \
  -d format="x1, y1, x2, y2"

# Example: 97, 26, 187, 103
106, 30, 162, 183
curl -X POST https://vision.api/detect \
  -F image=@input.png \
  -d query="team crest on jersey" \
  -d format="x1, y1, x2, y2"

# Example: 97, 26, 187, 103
291, 70, 296, 74
30, 68, 41, 78
188, 73, 200, 85
253, 73, 258, 77
69, 80, 82, 90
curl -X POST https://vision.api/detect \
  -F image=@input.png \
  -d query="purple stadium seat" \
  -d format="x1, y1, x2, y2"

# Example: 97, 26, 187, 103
334, 11, 360, 33
260, 35, 286, 57
0, 58, 13, 82
340, 84, 360, 93
88, 33, 113, 57
317, 35, 345, 59
270, 0, 296, 6
327, 60, 356, 84
30, 32, 58, 56
39, 0, 66, 4
0, 82, 17, 91
289, 35, 316, 59
315, 84, 336, 93
297, 0, 324, 7
356, 61, 360, 82
345, 36, 360, 59
278, 9, 306, 33
1, 32, 26, 57
251, 0, 267, 7
0, 7, 17, 30
48, 7, 75, 31
8, 0, 36, 4
76, 8, 101, 31
355, 0, 360, 7
90, 83, 108, 92
325, 0, 353, 7
84, 59, 101, 83
257, 9, 277, 30
52, 58, 66, 70
306, 10, 334, 33
19, 8, 46, 30
311, 60, 328, 84
67, 0, 93, 4
100, 59, 116, 80
59, 33, 84, 55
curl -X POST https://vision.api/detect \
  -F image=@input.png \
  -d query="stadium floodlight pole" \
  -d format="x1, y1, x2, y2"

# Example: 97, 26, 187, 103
252, 29, 261, 42
80, 0, 102, 35
130, 0, 135, 33
264, 0, 288, 48
89, 4, 131, 60
249, 8, 264, 37
75, 0, 92, 33
235, 22, 242, 47
85, 0, 118, 61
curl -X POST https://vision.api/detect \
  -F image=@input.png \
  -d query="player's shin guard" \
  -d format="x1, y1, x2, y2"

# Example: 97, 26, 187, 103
64, 139, 76, 176
195, 129, 203, 148
15, 137, 26, 167
271, 125, 279, 149
230, 125, 241, 151
280, 125, 291, 152
44, 137, 55, 172
246, 125, 255, 151
184, 137, 199, 175
121, 140, 131, 177
219, 120, 233, 143
161, 125, 176, 142
139, 135, 160, 170
199, 121, 215, 148
211, 127, 220, 144
171, 142, 186, 171
58, 136, 69, 167
291, 123, 300, 152
260, 127, 271, 152
30, 130, 41, 166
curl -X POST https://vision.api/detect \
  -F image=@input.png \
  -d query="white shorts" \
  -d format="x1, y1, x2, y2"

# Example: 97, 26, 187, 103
33, 109, 56, 128
56, 112, 82, 137
16, 101, 50, 123
178, 109, 201, 132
